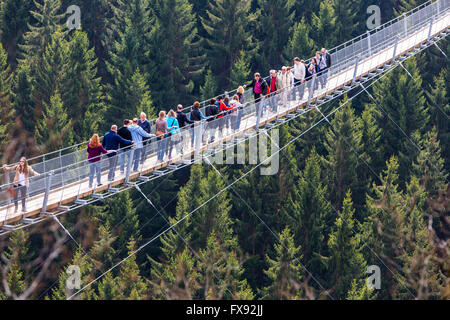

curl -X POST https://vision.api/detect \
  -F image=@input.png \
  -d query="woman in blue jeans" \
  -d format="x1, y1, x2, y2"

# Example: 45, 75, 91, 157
165, 110, 181, 161
87, 134, 114, 188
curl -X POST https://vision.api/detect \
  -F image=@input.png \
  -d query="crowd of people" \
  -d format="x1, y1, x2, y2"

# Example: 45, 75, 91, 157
2, 48, 332, 212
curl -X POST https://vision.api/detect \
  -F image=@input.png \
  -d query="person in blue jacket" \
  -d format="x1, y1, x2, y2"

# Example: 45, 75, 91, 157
102, 125, 134, 181
128, 119, 154, 171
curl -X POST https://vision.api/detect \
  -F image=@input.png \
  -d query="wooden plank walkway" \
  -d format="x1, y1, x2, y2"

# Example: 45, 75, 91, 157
1, 11, 449, 228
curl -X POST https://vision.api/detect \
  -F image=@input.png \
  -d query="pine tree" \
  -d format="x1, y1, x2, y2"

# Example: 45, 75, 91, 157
201, 0, 255, 90
324, 191, 367, 299
105, 0, 153, 123
149, 0, 205, 106
198, 231, 253, 300
322, 100, 362, 209
311, 0, 337, 49
412, 128, 447, 197
96, 191, 141, 256
425, 71, 449, 170
115, 238, 148, 299
360, 157, 404, 299
200, 68, 218, 101
282, 148, 332, 274
1, 230, 29, 299
0, 42, 14, 156
35, 90, 74, 153
256, 0, 295, 69
230, 50, 251, 90
62, 30, 104, 141
372, 58, 430, 185
19, 0, 66, 64
262, 227, 303, 300
50, 249, 96, 300
332, 0, 358, 44
282, 18, 316, 64
0, 0, 34, 67
11, 63, 34, 135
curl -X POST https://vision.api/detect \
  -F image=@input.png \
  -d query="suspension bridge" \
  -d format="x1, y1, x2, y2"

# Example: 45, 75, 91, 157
0, 0, 448, 236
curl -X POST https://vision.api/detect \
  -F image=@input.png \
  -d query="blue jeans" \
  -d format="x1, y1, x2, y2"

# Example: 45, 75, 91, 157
120, 148, 131, 172
107, 154, 118, 181
157, 136, 166, 161
133, 148, 142, 171
89, 161, 102, 186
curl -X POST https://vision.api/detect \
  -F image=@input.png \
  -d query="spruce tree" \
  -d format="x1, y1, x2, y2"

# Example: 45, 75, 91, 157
282, 148, 332, 274
322, 101, 362, 209
311, 0, 337, 49
149, 0, 205, 106
105, 0, 153, 123
201, 0, 255, 90
1, 230, 29, 299
324, 191, 367, 299
0, 0, 34, 67
230, 50, 251, 90
35, 90, 74, 153
96, 191, 141, 257
198, 231, 253, 300
425, 71, 449, 170
262, 227, 303, 300
200, 68, 218, 101
19, 0, 66, 64
63, 30, 104, 141
372, 58, 430, 185
332, 0, 358, 44
11, 64, 34, 135
412, 128, 447, 197
115, 238, 148, 299
0, 42, 13, 157
256, 0, 295, 69
282, 18, 316, 64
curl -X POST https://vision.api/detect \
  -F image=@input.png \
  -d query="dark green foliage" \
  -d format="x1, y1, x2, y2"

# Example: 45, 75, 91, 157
201, 0, 255, 90
256, 0, 295, 69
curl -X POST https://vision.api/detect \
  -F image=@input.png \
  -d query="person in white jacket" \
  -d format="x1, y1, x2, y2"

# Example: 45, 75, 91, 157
279, 66, 290, 109
286, 66, 294, 102
293, 57, 306, 101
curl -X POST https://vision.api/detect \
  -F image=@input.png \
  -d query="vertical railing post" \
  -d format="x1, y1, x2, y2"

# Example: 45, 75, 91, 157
352, 56, 360, 84
427, 17, 434, 42
307, 74, 316, 107
403, 13, 408, 36
125, 148, 135, 185
367, 31, 372, 56
436, 0, 440, 15
392, 36, 399, 62
41, 171, 53, 215
5, 171, 11, 205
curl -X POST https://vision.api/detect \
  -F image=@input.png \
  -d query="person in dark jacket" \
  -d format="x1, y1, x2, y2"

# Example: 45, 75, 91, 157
138, 112, 151, 164
243, 73, 268, 132
118, 119, 133, 174
102, 125, 133, 181
176, 104, 194, 128
205, 98, 219, 143
189, 101, 207, 147
319, 48, 331, 87
176, 105, 193, 156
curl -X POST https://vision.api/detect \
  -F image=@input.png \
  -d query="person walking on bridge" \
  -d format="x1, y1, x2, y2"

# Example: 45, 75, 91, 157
87, 134, 115, 189
102, 124, 134, 182
128, 119, 154, 171
2, 157, 40, 213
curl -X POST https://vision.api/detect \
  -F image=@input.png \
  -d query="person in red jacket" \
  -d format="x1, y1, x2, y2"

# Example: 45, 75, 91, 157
218, 96, 233, 137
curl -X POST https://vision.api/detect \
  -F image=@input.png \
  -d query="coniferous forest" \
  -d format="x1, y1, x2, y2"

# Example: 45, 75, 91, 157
0, 0, 449, 302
